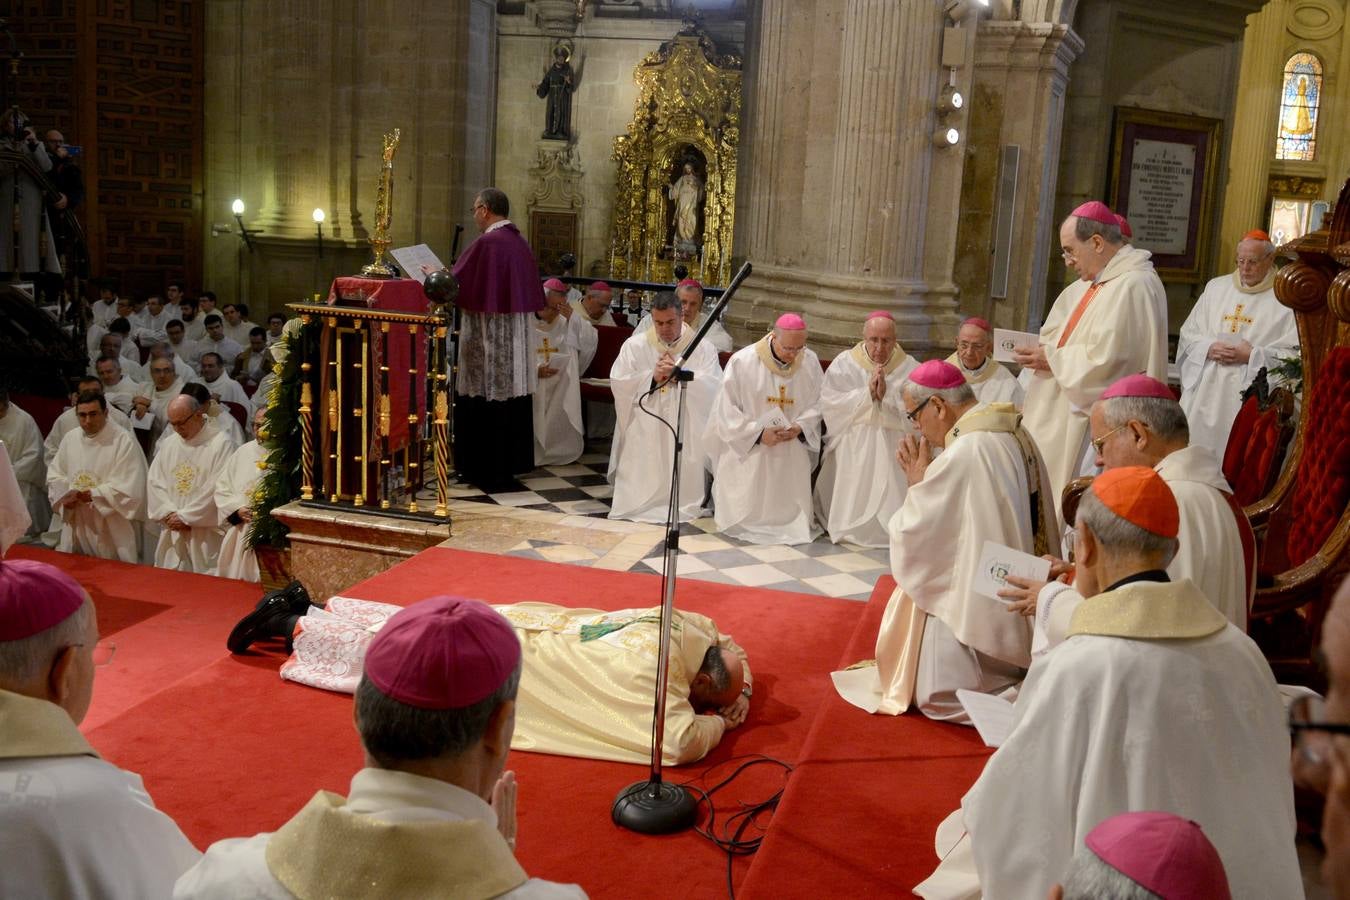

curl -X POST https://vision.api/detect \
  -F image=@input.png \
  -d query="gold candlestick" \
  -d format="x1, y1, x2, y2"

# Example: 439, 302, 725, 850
361, 128, 402, 278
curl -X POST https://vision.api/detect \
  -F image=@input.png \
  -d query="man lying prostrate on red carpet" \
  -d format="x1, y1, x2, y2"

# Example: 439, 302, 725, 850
228, 591, 752, 766
0, 558, 200, 899
179, 596, 586, 899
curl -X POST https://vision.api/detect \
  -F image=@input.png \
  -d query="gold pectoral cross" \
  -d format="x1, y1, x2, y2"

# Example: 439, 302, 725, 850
766, 385, 794, 410
1222, 304, 1254, 333
537, 338, 557, 360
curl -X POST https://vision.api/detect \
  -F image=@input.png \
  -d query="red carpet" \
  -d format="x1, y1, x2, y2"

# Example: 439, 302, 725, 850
738, 576, 994, 898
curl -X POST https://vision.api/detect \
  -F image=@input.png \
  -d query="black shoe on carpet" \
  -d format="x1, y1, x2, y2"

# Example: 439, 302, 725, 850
228, 594, 300, 654
280, 580, 313, 616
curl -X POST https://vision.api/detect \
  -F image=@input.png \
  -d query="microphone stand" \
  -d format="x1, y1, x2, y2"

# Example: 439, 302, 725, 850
612, 261, 752, 834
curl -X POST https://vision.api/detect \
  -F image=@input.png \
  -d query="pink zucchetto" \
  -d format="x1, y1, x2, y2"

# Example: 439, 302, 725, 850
908, 359, 966, 390
775, 313, 806, 331
542, 277, 567, 293
364, 596, 521, 710
1085, 812, 1231, 900
1115, 214, 1133, 239
866, 310, 894, 322
0, 559, 87, 642
588, 281, 612, 294
677, 278, 702, 290
1101, 373, 1175, 401
961, 316, 991, 333
1071, 200, 1117, 226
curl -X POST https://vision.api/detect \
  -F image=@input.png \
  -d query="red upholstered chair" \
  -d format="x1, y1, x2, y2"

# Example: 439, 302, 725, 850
577, 324, 634, 406
1220, 369, 1297, 508
718, 351, 732, 369
221, 400, 249, 430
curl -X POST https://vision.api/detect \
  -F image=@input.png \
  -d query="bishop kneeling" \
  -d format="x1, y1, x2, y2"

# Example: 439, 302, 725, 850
833, 360, 1056, 722
530, 286, 585, 467
814, 311, 919, 547
608, 292, 721, 523
708, 314, 823, 545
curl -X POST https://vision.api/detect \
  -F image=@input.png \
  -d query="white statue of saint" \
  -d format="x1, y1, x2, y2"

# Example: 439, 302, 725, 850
669, 163, 704, 251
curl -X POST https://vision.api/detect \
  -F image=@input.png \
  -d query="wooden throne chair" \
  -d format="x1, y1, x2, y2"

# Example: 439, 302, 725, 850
1221, 368, 1298, 508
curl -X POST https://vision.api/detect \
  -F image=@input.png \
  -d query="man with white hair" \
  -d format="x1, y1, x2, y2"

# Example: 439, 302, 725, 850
530, 283, 585, 466
814, 311, 919, 547
0, 389, 49, 537
834, 360, 1056, 721
608, 292, 722, 523
915, 467, 1300, 900
570, 280, 618, 441
0, 558, 199, 897
708, 313, 823, 544
946, 316, 1022, 407
1176, 228, 1299, 458
214, 407, 268, 582
1051, 812, 1232, 900
571, 281, 616, 329
146, 393, 234, 573
1017, 200, 1168, 506
635, 279, 732, 354
47, 390, 146, 563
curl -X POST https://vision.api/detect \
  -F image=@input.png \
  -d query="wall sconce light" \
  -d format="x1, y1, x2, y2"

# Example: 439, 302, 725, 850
313, 207, 326, 257
938, 83, 964, 114
232, 198, 256, 253
933, 126, 961, 148
944, 0, 989, 24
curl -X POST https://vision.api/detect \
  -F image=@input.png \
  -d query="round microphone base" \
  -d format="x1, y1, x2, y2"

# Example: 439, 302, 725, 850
612, 779, 698, 834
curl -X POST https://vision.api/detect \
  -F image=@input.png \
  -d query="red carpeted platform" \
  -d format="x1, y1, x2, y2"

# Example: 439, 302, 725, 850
738, 576, 994, 898
26, 544, 866, 898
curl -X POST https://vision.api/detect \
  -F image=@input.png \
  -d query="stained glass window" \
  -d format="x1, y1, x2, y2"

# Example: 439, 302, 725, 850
1275, 52, 1322, 161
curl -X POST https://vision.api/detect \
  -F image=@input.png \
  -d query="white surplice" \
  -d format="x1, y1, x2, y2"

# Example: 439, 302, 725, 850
214, 439, 267, 582
1022, 246, 1169, 506
607, 323, 722, 523
560, 310, 600, 375
131, 306, 173, 347
169, 337, 202, 370
1176, 270, 1299, 459
946, 354, 1024, 408
708, 335, 823, 545
202, 372, 250, 411
530, 314, 585, 466
198, 335, 243, 369
47, 422, 146, 563
0, 402, 50, 536
44, 405, 133, 467
636, 310, 733, 354
917, 580, 1301, 900
147, 425, 234, 574
222, 318, 259, 347
131, 377, 188, 454
0, 444, 29, 553
814, 342, 919, 547
101, 375, 146, 416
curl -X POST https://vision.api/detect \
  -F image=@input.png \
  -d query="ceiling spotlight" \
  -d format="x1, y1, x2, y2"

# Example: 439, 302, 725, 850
934, 127, 961, 148
938, 85, 965, 113
231, 198, 245, 216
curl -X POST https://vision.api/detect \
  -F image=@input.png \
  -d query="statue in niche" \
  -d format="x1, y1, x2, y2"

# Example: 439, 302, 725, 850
667, 155, 705, 260
536, 44, 575, 141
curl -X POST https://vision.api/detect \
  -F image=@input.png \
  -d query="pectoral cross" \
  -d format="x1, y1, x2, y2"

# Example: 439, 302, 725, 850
536, 337, 557, 360
766, 385, 794, 410
1222, 304, 1254, 333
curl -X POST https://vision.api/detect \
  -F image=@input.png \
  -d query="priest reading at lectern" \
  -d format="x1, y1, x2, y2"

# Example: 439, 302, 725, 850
448, 188, 545, 493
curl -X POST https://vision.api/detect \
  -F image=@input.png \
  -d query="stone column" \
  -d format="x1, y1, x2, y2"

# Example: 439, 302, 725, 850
730, 0, 957, 357
1218, 0, 1289, 263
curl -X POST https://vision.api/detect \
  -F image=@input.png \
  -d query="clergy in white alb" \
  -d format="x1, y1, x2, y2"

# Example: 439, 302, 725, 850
198, 351, 251, 413
43, 377, 132, 466
179, 597, 586, 900
570, 281, 617, 440
914, 468, 1301, 900
946, 316, 1023, 407
0, 560, 200, 900
130, 295, 173, 348
542, 278, 598, 374
131, 353, 189, 451
200, 315, 243, 369
814, 311, 919, 548
91, 331, 146, 382
607, 293, 722, 523
0, 391, 50, 536
220, 303, 259, 348
635, 278, 733, 354
1017, 375, 1255, 656
529, 297, 585, 466
95, 355, 145, 416
166, 319, 202, 371
214, 408, 268, 583
708, 314, 823, 545
1017, 201, 1168, 507
147, 394, 234, 574
47, 392, 146, 564
1176, 229, 1299, 459
834, 361, 1057, 723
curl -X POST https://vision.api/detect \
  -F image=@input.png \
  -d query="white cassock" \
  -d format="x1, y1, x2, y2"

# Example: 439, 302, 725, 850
200, 336, 243, 369
44, 405, 132, 466
0, 444, 29, 552
0, 402, 50, 535
202, 373, 250, 409
530, 315, 585, 466
562, 311, 600, 376
915, 580, 1301, 900
945, 354, 1024, 408
814, 342, 919, 547
1033, 444, 1254, 654
131, 307, 173, 346
147, 425, 234, 573
47, 422, 146, 563
170, 337, 202, 370
223, 319, 259, 347
101, 375, 145, 416
709, 334, 823, 545
182, 316, 206, 343
607, 323, 722, 523
1021, 246, 1169, 506
131, 378, 188, 454
636, 311, 733, 354
834, 404, 1057, 721
214, 439, 267, 582
90, 297, 117, 328
1176, 269, 1299, 459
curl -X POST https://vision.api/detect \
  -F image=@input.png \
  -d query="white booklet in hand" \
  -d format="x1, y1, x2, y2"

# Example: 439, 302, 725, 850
973, 540, 1051, 603
992, 328, 1040, 363
956, 689, 1016, 747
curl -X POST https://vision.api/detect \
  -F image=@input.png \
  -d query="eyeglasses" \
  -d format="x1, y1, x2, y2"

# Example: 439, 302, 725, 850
906, 396, 932, 424
1060, 248, 1076, 261
1235, 256, 1269, 266
72, 640, 117, 667
1090, 422, 1129, 455
955, 341, 987, 351
472, 203, 486, 213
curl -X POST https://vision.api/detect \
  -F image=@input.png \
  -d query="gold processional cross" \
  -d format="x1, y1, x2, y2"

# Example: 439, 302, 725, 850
1222, 304, 1254, 333
766, 385, 794, 410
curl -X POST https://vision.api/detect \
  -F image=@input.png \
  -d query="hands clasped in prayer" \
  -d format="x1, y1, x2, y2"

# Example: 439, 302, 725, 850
1204, 339, 1253, 365
894, 433, 931, 486
869, 364, 888, 402
760, 422, 801, 446
54, 488, 93, 511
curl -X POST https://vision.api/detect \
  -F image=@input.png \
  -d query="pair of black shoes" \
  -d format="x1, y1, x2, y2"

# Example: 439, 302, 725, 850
226, 580, 314, 654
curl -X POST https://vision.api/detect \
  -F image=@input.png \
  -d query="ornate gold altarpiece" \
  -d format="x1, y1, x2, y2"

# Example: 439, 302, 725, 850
608, 28, 741, 287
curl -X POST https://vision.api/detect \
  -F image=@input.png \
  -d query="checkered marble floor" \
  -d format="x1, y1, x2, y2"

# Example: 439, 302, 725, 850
430, 448, 890, 602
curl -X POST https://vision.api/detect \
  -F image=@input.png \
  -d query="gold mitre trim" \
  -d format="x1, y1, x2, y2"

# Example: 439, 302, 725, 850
1067, 579, 1227, 640
754, 332, 803, 377
850, 341, 906, 376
